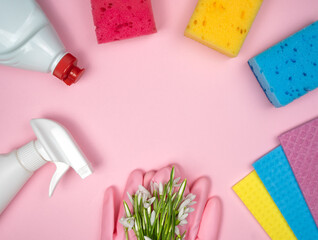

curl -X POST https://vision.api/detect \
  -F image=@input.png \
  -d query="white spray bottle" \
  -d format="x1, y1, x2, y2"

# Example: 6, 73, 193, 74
0, 0, 84, 85
0, 118, 93, 214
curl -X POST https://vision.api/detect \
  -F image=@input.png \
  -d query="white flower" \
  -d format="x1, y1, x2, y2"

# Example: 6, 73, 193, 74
150, 181, 154, 194
175, 226, 180, 235
178, 194, 196, 211
176, 193, 196, 226
179, 219, 188, 226
119, 217, 135, 231
185, 207, 195, 213
178, 204, 189, 222
134, 220, 139, 231
127, 192, 133, 204
138, 185, 151, 198
159, 182, 163, 195
173, 177, 181, 187
178, 207, 184, 219
138, 192, 142, 205
150, 181, 159, 194
147, 206, 151, 215
185, 193, 196, 201
179, 199, 191, 211
178, 213, 188, 221
150, 210, 156, 226
151, 181, 164, 195
143, 197, 156, 208
144, 237, 152, 240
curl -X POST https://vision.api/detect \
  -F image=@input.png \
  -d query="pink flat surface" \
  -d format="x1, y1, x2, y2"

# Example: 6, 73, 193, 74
0, 0, 317, 239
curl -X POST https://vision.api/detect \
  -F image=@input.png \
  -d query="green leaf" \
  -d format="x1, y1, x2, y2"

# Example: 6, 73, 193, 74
173, 179, 187, 210
169, 167, 175, 195
123, 200, 132, 217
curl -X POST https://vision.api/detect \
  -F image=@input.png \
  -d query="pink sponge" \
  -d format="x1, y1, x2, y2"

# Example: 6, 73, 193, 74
91, 0, 157, 43
279, 117, 318, 227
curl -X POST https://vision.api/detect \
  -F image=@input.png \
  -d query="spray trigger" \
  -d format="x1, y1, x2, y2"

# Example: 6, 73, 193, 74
49, 162, 70, 197
30, 118, 93, 197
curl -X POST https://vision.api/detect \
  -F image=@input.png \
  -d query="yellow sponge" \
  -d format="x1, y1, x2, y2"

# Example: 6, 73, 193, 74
185, 0, 263, 57
232, 171, 296, 240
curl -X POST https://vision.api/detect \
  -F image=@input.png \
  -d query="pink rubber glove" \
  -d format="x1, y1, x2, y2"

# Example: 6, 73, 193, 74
101, 165, 222, 240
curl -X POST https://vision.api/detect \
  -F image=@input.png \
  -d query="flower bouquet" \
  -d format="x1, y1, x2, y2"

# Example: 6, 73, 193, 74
119, 167, 196, 240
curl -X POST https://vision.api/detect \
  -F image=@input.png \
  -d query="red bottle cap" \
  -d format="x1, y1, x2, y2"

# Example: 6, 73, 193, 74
53, 53, 84, 86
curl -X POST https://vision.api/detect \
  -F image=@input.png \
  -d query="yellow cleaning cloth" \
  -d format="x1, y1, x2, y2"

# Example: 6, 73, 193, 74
232, 171, 296, 240
185, 0, 263, 57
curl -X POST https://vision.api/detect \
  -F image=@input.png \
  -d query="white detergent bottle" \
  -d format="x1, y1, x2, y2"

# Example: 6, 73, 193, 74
0, 118, 93, 215
0, 0, 84, 85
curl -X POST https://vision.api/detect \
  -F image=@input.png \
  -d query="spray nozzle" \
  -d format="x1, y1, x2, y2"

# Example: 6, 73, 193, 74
30, 119, 93, 197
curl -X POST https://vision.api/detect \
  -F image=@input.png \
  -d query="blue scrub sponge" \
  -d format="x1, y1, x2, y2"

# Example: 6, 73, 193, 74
253, 146, 318, 240
248, 21, 318, 107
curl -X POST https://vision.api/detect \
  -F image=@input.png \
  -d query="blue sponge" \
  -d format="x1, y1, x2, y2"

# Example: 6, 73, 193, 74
253, 146, 318, 240
248, 21, 318, 107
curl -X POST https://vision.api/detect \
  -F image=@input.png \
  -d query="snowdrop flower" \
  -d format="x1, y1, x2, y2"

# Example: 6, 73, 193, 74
178, 203, 190, 222
179, 194, 197, 211
151, 181, 164, 195
177, 193, 196, 225
127, 192, 133, 204
134, 220, 139, 231
150, 181, 159, 194
178, 207, 185, 219
143, 197, 156, 208
178, 207, 188, 220
138, 185, 151, 198
179, 219, 188, 226
119, 167, 195, 240
185, 207, 195, 213
173, 177, 181, 188
178, 213, 188, 221
179, 199, 191, 211
119, 217, 135, 231
175, 226, 180, 235
159, 182, 163, 195
135, 185, 152, 206
185, 193, 196, 201
138, 192, 142, 205
150, 210, 156, 226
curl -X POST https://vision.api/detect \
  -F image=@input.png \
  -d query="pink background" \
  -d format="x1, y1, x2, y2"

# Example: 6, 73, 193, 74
0, 0, 317, 239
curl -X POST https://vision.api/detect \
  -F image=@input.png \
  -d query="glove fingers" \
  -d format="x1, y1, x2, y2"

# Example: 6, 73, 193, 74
152, 166, 173, 184
143, 170, 156, 188
196, 197, 222, 240
152, 164, 191, 198
187, 177, 211, 240
152, 164, 184, 184
101, 187, 117, 240
115, 169, 145, 239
